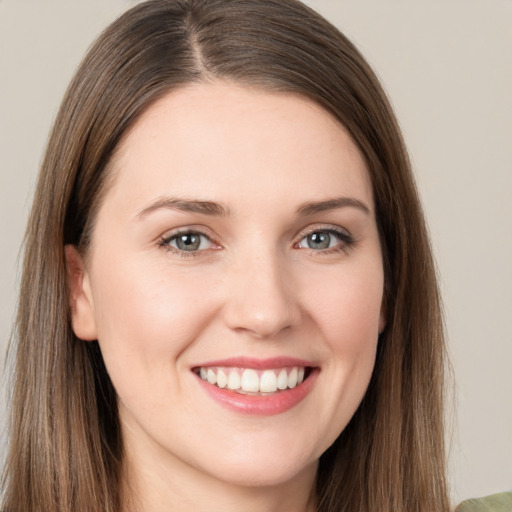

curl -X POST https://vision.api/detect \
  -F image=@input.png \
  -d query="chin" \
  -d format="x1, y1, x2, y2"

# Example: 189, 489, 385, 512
208, 457, 318, 489
191, 435, 320, 489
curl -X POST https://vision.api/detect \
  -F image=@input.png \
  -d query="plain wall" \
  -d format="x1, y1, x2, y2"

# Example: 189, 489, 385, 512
1, 0, 511, 505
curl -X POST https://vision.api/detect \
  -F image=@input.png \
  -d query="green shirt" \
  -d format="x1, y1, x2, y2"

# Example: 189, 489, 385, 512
456, 492, 512, 512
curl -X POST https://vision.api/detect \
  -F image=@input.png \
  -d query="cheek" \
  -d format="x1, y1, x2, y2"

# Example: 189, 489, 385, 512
301, 262, 383, 420
305, 263, 384, 350
88, 258, 218, 389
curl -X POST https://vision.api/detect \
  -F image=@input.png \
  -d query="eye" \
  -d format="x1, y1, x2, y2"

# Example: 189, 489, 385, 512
160, 231, 216, 253
296, 228, 353, 251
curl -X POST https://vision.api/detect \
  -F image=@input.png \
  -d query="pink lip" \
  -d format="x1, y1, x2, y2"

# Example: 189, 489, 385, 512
192, 357, 319, 416
193, 356, 315, 370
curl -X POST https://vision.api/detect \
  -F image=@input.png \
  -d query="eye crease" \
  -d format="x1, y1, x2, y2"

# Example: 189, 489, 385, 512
158, 227, 355, 256
159, 231, 216, 253
296, 228, 355, 252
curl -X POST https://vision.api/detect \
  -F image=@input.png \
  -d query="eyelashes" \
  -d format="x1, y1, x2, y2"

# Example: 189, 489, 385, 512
158, 229, 220, 257
158, 225, 356, 258
294, 228, 355, 253
161, 231, 214, 252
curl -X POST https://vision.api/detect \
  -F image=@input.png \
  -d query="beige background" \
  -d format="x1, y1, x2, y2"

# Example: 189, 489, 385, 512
1, 0, 511, 505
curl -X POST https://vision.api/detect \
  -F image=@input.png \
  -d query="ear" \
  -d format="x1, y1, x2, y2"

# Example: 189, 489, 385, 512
65, 245, 98, 341
378, 297, 387, 335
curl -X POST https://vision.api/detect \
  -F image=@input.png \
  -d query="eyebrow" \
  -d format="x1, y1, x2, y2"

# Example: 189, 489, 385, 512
136, 195, 370, 220
296, 197, 370, 216
136, 196, 229, 219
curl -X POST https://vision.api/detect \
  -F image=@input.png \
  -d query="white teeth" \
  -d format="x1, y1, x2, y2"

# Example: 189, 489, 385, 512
227, 370, 241, 390
277, 369, 288, 390
198, 366, 309, 393
241, 369, 259, 392
259, 370, 278, 393
217, 369, 227, 388
206, 369, 217, 385
288, 367, 298, 388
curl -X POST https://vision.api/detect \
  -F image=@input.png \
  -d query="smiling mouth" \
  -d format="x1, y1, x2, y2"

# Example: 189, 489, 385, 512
193, 366, 312, 395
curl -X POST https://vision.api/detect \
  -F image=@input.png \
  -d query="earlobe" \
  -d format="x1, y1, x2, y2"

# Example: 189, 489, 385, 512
64, 245, 98, 341
378, 315, 386, 335
378, 301, 387, 335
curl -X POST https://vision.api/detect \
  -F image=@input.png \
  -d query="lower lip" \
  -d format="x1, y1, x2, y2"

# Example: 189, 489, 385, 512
195, 369, 318, 415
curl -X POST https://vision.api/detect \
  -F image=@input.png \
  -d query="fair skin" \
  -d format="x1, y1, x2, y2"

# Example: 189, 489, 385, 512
67, 82, 385, 512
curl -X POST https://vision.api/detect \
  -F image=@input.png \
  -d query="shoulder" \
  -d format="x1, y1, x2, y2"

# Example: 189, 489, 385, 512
455, 492, 512, 512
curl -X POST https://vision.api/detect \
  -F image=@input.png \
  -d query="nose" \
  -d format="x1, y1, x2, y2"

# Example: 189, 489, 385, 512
222, 251, 302, 339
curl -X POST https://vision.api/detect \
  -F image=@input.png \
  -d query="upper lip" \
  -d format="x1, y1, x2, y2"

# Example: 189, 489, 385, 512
192, 356, 316, 370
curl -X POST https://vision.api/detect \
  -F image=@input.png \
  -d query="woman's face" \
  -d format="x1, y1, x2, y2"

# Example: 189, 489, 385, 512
69, 82, 385, 490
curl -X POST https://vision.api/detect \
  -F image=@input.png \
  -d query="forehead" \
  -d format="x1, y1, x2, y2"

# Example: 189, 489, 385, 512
105, 81, 373, 214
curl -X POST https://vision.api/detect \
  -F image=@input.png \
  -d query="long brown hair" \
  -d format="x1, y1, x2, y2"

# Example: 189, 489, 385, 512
2, 1, 450, 511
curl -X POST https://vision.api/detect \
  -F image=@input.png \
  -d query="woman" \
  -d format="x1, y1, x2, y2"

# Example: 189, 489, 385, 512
0, 0, 467, 510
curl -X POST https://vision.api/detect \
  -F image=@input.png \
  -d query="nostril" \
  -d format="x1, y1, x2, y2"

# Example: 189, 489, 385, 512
223, 296, 302, 339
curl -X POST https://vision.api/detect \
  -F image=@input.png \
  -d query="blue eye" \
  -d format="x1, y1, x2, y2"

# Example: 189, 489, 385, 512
297, 229, 353, 251
161, 231, 213, 252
